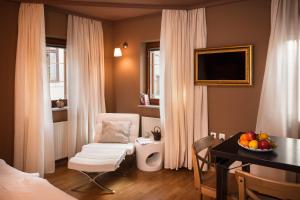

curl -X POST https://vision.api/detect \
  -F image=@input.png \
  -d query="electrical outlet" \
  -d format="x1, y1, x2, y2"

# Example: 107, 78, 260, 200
219, 133, 226, 140
210, 131, 217, 139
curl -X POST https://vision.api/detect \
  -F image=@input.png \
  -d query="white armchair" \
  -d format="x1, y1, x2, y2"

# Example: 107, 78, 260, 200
68, 113, 140, 194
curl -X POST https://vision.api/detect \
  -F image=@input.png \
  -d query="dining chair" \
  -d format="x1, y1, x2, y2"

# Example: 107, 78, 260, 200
235, 170, 300, 200
192, 135, 238, 200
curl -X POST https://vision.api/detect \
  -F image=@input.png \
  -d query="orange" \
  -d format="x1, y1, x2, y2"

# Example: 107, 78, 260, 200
249, 140, 258, 149
240, 133, 250, 141
239, 139, 249, 147
258, 132, 269, 141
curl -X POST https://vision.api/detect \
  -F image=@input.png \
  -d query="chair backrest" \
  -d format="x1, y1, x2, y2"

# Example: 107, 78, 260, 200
235, 170, 300, 200
192, 135, 222, 189
93, 113, 140, 143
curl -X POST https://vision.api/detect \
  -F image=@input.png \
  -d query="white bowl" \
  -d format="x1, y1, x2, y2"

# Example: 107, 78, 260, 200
238, 140, 273, 152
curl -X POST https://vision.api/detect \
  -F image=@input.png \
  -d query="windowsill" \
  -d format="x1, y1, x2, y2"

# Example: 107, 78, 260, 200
52, 107, 68, 112
138, 105, 160, 109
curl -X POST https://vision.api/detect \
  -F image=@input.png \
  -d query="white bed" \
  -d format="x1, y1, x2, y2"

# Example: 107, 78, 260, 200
0, 159, 76, 200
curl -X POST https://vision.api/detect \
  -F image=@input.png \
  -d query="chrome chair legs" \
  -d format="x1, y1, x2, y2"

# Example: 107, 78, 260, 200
71, 171, 115, 194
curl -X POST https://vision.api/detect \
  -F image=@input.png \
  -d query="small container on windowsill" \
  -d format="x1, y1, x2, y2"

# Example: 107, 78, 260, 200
56, 99, 65, 108
52, 99, 67, 112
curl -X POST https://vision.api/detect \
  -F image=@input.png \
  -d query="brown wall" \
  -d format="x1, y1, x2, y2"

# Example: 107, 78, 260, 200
0, 1, 19, 165
45, 8, 68, 39
112, 13, 161, 117
206, 0, 271, 136
102, 21, 115, 113
112, 0, 271, 135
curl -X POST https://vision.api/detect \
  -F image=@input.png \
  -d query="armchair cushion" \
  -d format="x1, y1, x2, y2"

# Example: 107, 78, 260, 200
98, 120, 131, 143
94, 113, 140, 143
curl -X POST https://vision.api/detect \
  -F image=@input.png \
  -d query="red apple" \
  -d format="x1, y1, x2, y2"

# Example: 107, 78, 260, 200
245, 131, 256, 141
258, 140, 271, 149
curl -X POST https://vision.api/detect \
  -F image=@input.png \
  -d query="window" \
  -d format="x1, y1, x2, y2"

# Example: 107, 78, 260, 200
146, 42, 160, 105
46, 46, 66, 100
46, 38, 67, 103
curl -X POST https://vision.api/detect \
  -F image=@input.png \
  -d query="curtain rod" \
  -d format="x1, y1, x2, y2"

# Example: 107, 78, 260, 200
11, 0, 248, 22
18, 0, 247, 10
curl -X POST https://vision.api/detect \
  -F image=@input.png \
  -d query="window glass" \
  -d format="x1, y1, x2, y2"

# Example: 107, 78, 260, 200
46, 46, 66, 100
150, 50, 160, 99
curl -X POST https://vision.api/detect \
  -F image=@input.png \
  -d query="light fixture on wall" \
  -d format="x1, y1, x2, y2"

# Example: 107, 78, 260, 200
114, 42, 128, 57
114, 48, 122, 57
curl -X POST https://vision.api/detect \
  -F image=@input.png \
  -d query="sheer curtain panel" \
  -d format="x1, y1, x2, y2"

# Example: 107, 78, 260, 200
14, 3, 55, 176
160, 9, 208, 169
255, 0, 299, 181
67, 15, 106, 157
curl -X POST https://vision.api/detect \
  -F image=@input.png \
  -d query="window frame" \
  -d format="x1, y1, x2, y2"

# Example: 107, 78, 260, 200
46, 37, 67, 108
146, 41, 160, 105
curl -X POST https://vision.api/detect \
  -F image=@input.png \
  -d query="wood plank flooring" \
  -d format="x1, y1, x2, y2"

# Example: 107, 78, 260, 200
46, 160, 202, 200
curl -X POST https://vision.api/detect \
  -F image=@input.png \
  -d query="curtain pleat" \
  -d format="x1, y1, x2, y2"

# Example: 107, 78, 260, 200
255, 0, 299, 181
14, 3, 55, 176
67, 15, 106, 157
160, 9, 207, 169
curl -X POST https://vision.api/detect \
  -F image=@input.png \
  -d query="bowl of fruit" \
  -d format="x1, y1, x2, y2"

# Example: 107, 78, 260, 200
238, 132, 276, 152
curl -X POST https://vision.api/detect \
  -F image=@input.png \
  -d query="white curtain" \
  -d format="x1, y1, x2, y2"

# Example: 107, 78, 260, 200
160, 9, 207, 169
255, 0, 299, 181
14, 3, 55, 176
67, 15, 106, 157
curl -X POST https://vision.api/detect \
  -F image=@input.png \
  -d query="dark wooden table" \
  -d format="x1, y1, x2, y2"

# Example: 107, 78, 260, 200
211, 132, 300, 200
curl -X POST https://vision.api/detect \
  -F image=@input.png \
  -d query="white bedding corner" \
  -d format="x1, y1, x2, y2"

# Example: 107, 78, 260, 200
0, 159, 76, 200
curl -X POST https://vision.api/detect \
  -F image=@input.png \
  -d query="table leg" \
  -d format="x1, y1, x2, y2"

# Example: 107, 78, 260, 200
216, 162, 228, 200
242, 161, 250, 172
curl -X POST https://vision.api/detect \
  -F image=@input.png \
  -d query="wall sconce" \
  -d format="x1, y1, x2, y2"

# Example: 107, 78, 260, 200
114, 42, 128, 57
114, 48, 122, 57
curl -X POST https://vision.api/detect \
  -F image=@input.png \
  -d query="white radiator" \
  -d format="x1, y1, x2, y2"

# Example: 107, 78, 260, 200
141, 116, 161, 138
53, 121, 68, 160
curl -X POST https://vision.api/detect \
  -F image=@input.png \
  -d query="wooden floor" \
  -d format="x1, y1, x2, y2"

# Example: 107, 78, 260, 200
46, 160, 202, 200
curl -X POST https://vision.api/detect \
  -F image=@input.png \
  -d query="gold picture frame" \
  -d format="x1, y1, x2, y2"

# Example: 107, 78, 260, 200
194, 45, 253, 86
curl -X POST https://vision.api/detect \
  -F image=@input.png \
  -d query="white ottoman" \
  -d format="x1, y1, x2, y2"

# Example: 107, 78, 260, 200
135, 140, 164, 172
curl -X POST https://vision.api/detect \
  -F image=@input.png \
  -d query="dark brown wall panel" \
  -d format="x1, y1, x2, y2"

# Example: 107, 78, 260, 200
45, 8, 68, 39
52, 110, 68, 123
102, 21, 115, 113
0, 1, 19, 165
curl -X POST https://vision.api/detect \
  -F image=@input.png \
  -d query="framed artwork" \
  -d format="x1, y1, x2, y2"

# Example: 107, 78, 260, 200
194, 45, 253, 86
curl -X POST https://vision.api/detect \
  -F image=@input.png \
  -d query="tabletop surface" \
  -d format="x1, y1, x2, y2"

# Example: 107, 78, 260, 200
211, 132, 300, 172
